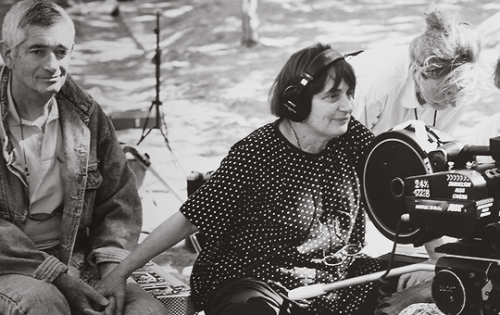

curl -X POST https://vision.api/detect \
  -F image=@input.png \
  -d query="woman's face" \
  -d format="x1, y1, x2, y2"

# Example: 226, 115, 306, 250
303, 73, 353, 141
416, 75, 457, 110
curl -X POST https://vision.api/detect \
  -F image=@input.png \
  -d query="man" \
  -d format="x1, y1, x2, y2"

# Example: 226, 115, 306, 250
0, 1, 167, 314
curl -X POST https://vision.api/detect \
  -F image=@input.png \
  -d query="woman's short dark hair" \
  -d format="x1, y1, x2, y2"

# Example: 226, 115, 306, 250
269, 43, 356, 119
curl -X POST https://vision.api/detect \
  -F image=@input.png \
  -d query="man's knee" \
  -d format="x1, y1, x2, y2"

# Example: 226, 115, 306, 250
0, 275, 70, 315
123, 282, 168, 315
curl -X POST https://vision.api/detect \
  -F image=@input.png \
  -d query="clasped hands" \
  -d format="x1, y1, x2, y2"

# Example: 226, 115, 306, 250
53, 263, 128, 315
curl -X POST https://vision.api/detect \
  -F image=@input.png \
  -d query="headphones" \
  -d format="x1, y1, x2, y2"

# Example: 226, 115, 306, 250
281, 49, 344, 121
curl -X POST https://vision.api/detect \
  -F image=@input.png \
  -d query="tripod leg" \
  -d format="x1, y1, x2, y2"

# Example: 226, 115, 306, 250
157, 112, 186, 175
137, 102, 156, 145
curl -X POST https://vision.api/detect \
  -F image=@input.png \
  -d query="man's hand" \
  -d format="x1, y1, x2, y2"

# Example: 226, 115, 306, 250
379, 281, 434, 315
397, 270, 434, 291
53, 272, 109, 315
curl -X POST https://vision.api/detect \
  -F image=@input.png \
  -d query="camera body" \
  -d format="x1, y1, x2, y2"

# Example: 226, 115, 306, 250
361, 122, 500, 315
432, 256, 500, 315
404, 138, 500, 315
404, 166, 500, 249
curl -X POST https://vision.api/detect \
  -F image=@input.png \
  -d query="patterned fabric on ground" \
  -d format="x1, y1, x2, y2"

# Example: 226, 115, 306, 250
399, 303, 444, 315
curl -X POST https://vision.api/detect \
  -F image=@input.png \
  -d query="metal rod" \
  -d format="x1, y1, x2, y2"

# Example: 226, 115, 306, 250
288, 263, 435, 300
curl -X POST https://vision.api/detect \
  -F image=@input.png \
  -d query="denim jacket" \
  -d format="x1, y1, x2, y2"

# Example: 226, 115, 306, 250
0, 67, 142, 282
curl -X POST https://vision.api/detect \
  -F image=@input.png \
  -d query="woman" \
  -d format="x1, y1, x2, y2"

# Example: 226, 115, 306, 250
96, 43, 396, 315
347, 9, 483, 139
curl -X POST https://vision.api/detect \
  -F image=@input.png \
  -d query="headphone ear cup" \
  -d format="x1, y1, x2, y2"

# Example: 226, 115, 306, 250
281, 85, 311, 122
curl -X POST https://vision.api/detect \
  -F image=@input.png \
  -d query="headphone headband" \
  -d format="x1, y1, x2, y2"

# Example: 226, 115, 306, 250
302, 49, 344, 81
281, 48, 345, 122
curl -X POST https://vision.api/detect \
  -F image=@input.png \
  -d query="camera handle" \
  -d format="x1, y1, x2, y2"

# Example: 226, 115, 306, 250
288, 263, 435, 300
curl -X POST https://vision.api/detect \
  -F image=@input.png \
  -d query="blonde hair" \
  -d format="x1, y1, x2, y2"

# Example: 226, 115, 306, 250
2, 0, 75, 49
410, 10, 482, 107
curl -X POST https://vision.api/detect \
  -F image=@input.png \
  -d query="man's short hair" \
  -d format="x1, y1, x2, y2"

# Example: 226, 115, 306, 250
2, 0, 75, 48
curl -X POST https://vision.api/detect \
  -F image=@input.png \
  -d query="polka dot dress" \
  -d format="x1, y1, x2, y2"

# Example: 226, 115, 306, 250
181, 118, 383, 314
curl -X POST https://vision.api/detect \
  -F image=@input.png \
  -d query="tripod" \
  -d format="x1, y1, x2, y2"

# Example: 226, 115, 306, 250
136, 11, 185, 176
137, 11, 170, 148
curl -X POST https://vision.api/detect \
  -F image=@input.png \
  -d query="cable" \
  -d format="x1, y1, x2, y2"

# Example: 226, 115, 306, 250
374, 214, 407, 315
414, 108, 437, 127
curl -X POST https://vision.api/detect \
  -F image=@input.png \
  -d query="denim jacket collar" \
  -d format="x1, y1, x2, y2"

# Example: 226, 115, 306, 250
0, 67, 95, 128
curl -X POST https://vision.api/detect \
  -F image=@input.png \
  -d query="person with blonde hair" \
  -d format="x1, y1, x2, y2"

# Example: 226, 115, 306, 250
347, 8, 483, 138
346, 8, 486, 314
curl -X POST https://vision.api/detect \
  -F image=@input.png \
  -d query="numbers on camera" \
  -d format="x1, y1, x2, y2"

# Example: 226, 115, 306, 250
413, 179, 430, 198
414, 179, 429, 189
414, 188, 430, 198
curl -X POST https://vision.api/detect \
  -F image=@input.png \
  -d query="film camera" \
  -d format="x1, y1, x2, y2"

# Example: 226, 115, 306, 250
362, 121, 500, 315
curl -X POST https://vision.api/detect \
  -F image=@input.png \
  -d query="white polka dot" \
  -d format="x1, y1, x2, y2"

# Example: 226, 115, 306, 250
180, 119, 382, 313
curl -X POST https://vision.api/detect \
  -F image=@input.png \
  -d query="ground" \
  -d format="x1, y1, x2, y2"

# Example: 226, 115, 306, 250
1, 0, 500, 282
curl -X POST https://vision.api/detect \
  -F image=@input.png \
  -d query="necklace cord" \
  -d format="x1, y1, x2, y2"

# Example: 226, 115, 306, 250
288, 120, 302, 150
414, 108, 437, 127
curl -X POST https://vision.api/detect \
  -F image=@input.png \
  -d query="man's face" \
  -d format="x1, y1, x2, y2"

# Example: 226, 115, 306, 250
2, 21, 74, 101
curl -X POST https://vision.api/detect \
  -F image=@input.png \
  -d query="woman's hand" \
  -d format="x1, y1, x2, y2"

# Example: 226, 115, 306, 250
93, 269, 128, 315
89, 211, 198, 315
395, 238, 443, 291
397, 270, 434, 291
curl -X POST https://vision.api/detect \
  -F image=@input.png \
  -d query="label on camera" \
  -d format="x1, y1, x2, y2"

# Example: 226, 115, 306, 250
410, 199, 473, 214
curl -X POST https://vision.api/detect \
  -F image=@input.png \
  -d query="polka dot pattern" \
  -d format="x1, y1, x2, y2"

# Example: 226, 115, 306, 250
181, 118, 383, 313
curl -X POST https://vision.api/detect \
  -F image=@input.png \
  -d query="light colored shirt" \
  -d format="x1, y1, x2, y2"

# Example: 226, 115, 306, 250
463, 111, 500, 164
347, 46, 467, 138
6, 85, 64, 250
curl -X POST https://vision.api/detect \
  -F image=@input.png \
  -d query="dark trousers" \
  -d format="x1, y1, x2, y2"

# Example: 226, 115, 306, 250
207, 278, 308, 315
207, 276, 387, 315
